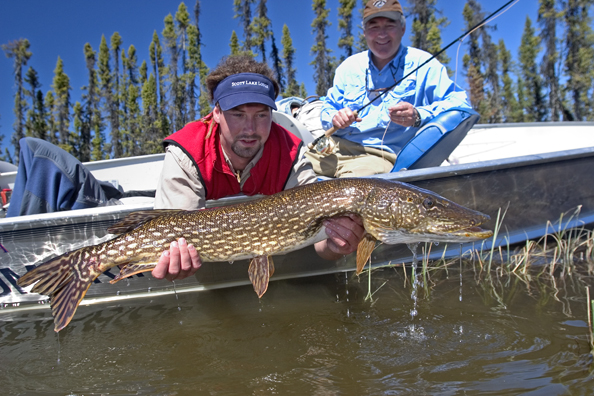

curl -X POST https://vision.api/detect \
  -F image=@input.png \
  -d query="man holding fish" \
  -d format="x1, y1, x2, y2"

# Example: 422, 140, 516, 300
153, 55, 365, 282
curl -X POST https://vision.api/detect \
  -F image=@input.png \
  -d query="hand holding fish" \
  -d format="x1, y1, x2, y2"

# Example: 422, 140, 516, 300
315, 214, 365, 260
153, 237, 202, 281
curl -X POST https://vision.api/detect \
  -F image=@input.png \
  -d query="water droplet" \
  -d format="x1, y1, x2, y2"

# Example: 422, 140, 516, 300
147, 287, 152, 292
116, 291, 121, 296
228, 260, 234, 264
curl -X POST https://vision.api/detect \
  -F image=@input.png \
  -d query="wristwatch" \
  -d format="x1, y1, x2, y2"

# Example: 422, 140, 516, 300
413, 108, 422, 128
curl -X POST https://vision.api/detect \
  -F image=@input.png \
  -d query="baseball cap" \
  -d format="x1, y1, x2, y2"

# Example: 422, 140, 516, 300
363, 0, 403, 25
213, 72, 277, 111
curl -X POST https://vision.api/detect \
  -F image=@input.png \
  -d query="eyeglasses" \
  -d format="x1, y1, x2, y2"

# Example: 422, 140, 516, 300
365, 66, 398, 98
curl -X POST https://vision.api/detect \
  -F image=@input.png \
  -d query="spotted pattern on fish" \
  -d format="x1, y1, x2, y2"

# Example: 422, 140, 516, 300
17, 178, 493, 332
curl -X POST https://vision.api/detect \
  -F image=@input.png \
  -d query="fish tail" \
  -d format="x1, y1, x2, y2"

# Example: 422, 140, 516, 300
17, 248, 103, 332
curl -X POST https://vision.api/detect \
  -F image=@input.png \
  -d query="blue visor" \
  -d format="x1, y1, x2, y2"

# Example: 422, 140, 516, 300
213, 73, 277, 111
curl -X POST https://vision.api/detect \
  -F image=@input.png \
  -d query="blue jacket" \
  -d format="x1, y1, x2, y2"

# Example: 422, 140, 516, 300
321, 46, 472, 153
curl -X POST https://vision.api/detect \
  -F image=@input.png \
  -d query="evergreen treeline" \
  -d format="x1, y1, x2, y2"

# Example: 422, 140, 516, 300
2, 0, 594, 164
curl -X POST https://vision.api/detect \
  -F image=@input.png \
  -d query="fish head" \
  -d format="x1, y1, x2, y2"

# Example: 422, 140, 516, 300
363, 180, 493, 244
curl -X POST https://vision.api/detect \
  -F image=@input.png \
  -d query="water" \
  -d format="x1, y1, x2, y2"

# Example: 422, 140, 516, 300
1, 266, 593, 394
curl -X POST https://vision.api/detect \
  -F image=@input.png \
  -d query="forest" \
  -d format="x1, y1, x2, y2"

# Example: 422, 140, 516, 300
1, 0, 593, 164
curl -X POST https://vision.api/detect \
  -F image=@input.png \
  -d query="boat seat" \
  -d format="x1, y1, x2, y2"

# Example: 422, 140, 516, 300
272, 111, 314, 146
392, 107, 479, 171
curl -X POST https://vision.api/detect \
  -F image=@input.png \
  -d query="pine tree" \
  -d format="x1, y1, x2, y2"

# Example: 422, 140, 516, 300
32, 90, 48, 141
0, 132, 8, 162
24, 66, 46, 140
44, 91, 58, 145
139, 60, 148, 86
281, 24, 299, 97
311, 0, 335, 96
270, 35, 284, 93
110, 32, 122, 157
163, 13, 183, 131
72, 101, 84, 159
230, 31, 241, 55
518, 16, 546, 122
563, 0, 594, 120
251, 0, 272, 62
299, 83, 308, 99
355, 0, 368, 52
98, 35, 115, 157
337, 0, 356, 61
141, 73, 161, 154
52, 57, 71, 151
83, 42, 103, 162
481, 31, 502, 123
233, 0, 255, 53
462, 0, 486, 118
408, 0, 450, 66
186, 24, 200, 121
498, 39, 522, 122
125, 83, 141, 156
2, 38, 31, 161
149, 30, 167, 127
176, 2, 191, 125
121, 45, 141, 156
538, 0, 562, 121
193, 0, 211, 118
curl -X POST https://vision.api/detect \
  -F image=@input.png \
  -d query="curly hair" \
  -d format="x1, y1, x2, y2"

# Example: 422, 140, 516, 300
205, 54, 280, 104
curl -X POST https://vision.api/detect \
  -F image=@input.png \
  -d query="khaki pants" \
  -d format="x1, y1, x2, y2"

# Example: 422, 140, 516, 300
305, 136, 397, 178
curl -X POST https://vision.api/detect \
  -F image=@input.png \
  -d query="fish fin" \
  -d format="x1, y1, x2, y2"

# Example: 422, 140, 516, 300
356, 234, 377, 275
109, 263, 157, 284
107, 209, 185, 234
269, 255, 275, 278
248, 255, 274, 298
17, 248, 103, 332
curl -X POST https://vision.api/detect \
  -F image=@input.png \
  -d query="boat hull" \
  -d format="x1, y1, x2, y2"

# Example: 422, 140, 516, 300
1, 145, 594, 311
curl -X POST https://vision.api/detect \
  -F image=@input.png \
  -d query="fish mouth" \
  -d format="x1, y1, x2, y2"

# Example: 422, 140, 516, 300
444, 226, 494, 241
376, 225, 493, 245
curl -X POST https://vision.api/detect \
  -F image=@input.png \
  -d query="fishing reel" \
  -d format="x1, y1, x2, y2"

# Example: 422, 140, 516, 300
310, 135, 338, 156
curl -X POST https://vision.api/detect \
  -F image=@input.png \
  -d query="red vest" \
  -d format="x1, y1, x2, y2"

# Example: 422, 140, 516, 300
163, 113, 303, 200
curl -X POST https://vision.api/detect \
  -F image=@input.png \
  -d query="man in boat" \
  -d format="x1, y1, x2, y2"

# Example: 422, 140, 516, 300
153, 55, 365, 281
307, 0, 472, 178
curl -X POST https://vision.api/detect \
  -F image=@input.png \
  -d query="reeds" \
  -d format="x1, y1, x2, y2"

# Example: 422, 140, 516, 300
357, 205, 594, 352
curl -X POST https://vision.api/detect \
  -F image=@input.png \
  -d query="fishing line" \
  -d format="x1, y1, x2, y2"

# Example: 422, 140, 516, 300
308, 0, 521, 150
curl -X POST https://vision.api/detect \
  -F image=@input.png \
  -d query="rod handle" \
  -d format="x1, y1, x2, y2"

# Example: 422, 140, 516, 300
324, 110, 358, 137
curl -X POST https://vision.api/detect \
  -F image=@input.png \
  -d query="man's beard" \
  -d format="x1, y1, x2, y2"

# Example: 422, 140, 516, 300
231, 135, 262, 158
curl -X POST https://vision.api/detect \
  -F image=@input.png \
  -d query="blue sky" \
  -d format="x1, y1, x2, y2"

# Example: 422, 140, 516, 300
0, 0, 538, 159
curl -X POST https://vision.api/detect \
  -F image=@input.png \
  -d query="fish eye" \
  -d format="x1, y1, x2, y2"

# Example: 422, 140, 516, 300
423, 197, 435, 209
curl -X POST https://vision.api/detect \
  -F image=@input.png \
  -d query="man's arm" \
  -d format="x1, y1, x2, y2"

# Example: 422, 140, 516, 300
154, 145, 206, 210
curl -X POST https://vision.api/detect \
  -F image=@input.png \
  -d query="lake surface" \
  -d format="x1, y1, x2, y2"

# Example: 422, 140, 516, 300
1, 263, 593, 395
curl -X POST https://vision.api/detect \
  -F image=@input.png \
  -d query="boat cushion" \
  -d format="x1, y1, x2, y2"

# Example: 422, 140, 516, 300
392, 107, 479, 171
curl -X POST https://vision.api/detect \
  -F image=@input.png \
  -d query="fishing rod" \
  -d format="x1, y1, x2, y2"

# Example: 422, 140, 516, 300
307, 0, 519, 150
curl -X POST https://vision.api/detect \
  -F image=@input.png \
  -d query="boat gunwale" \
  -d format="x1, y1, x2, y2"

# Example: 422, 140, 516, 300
2, 145, 594, 233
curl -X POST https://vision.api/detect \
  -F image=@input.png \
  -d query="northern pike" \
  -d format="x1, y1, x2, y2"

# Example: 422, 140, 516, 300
17, 178, 493, 331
